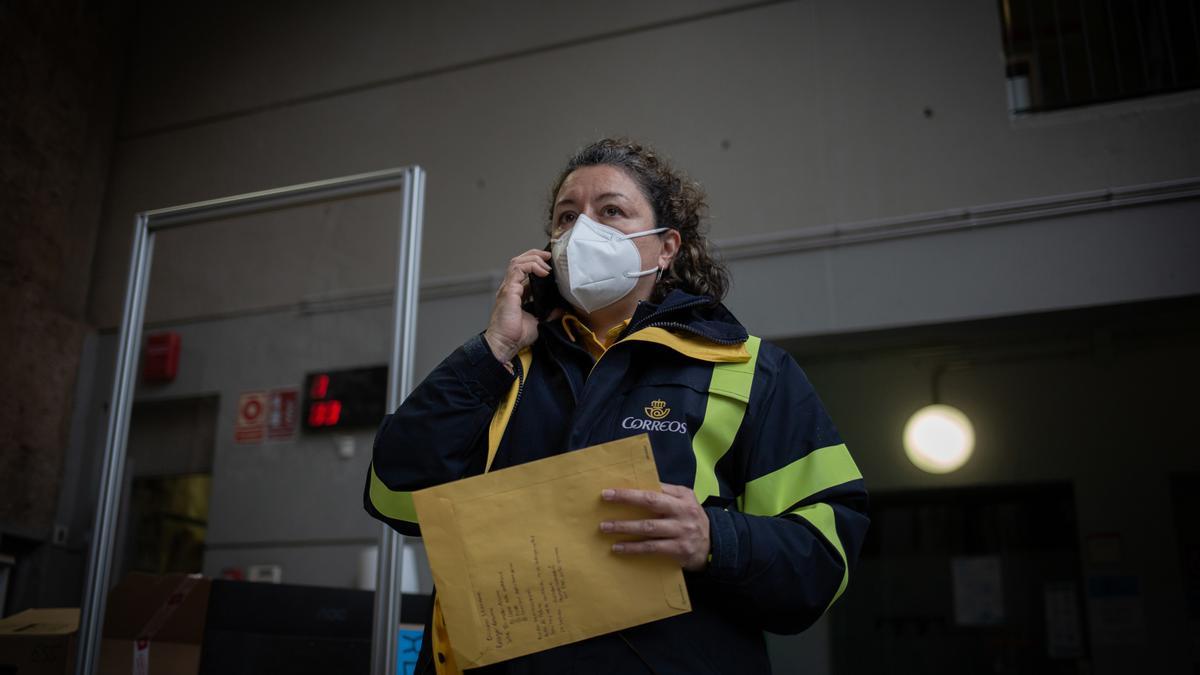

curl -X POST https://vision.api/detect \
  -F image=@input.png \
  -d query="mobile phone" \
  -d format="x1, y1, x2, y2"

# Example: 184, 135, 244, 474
522, 244, 566, 320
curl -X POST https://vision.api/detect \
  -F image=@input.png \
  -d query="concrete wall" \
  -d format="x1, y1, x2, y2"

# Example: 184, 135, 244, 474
0, 0, 125, 543
86, 0, 1200, 331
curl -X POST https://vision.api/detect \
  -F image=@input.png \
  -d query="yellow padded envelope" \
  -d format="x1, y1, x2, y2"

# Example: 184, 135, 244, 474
412, 434, 692, 669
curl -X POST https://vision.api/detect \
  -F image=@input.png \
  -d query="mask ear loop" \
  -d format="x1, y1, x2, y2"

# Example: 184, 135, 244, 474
653, 227, 675, 285
622, 267, 660, 279
620, 227, 672, 278
651, 228, 674, 283
620, 227, 669, 241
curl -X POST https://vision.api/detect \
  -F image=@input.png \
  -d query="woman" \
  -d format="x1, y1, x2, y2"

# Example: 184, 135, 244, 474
365, 138, 869, 674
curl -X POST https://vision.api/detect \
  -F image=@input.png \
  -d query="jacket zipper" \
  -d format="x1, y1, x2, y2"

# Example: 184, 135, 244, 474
512, 354, 526, 412
637, 321, 746, 345
623, 298, 710, 336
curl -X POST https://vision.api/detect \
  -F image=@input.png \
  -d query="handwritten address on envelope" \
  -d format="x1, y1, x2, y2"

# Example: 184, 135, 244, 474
412, 434, 691, 668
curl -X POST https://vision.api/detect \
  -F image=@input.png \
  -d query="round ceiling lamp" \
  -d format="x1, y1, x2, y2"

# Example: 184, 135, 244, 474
903, 404, 975, 474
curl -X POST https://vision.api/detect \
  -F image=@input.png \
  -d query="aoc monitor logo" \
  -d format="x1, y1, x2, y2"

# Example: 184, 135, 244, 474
623, 399, 688, 434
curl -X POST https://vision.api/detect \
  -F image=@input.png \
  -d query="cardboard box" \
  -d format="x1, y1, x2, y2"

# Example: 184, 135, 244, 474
0, 608, 79, 675
99, 573, 211, 675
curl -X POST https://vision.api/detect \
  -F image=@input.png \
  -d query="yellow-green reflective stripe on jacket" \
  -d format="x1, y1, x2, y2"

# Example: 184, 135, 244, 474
692, 335, 762, 505
366, 348, 532, 526
740, 442, 863, 612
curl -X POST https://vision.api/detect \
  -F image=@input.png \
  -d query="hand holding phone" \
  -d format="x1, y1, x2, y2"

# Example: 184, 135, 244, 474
522, 243, 567, 321
483, 247, 554, 364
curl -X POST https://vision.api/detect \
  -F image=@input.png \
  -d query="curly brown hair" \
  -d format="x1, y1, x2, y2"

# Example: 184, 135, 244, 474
546, 138, 731, 304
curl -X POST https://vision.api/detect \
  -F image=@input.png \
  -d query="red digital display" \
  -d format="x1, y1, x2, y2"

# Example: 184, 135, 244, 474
307, 400, 342, 427
310, 374, 329, 400
302, 366, 386, 430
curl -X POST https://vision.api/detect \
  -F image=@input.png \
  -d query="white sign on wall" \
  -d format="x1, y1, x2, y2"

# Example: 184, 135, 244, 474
951, 555, 1005, 626
234, 391, 267, 444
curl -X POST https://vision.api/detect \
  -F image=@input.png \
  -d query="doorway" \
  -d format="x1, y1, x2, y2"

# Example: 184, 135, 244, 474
116, 395, 217, 578
831, 482, 1087, 674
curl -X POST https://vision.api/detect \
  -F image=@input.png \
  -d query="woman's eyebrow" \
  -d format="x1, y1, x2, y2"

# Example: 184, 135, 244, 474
555, 192, 631, 209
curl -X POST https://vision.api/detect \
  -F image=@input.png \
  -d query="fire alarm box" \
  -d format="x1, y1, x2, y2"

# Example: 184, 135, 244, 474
143, 332, 181, 383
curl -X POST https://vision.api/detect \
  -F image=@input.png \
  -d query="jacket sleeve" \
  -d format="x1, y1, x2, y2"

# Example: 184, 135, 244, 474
363, 333, 516, 536
697, 344, 869, 634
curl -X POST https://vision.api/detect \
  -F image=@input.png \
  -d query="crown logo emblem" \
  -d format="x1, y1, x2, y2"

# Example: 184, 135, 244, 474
644, 399, 670, 420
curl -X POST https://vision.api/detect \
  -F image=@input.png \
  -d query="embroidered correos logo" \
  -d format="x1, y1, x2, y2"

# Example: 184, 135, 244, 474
644, 399, 670, 420
623, 399, 687, 434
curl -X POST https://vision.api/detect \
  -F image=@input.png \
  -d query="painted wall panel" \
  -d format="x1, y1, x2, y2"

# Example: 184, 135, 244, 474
90, 0, 1200, 333
121, 0, 765, 135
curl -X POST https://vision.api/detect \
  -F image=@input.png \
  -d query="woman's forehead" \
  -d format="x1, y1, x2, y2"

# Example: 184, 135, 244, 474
556, 165, 643, 204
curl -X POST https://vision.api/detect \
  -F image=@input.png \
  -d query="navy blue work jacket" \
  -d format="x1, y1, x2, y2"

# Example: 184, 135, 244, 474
365, 290, 870, 674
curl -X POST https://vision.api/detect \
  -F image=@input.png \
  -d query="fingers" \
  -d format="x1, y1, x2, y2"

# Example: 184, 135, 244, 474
497, 266, 548, 301
601, 483, 709, 569
599, 485, 703, 545
609, 535, 706, 561
511, 250, 552, 273
506, 248, 550, 261
659, 483, 699, 502
601, 487, 681, 515
601, 484, 701, 510
599, 516, 702, 539
484, 248, 552, 361
496, 252, 551, 300
508, 252, 551, 277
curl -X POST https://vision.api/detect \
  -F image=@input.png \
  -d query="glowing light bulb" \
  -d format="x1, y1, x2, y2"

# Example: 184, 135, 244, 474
903, 404, 974, 473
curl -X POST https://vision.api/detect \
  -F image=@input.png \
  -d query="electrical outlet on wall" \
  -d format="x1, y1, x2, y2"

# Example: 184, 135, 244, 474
52, 524, 69, 546
247, 564, 283, 584
334, 434, 355, 459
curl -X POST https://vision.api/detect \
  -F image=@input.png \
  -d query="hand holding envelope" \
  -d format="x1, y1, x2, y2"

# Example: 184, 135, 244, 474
412, 434, 692, 669
599, 481, 713, 572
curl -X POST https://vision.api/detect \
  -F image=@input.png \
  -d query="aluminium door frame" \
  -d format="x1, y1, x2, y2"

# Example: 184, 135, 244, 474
75, 167, 425, 675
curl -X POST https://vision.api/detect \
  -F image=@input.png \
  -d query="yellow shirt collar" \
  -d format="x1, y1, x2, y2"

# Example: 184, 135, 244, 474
561, 314, 631, 361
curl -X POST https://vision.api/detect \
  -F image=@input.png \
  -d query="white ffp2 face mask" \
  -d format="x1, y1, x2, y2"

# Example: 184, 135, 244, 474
550, 213, 667, 314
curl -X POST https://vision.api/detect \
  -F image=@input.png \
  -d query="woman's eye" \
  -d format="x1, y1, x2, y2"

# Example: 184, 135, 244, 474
602, 205, 623, 217
558, 212, 577, 225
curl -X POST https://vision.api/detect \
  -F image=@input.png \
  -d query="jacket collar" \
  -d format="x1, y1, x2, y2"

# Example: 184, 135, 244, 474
623, 289, 749, 345
541, 290, 750, 364
617, 290, 751, 363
